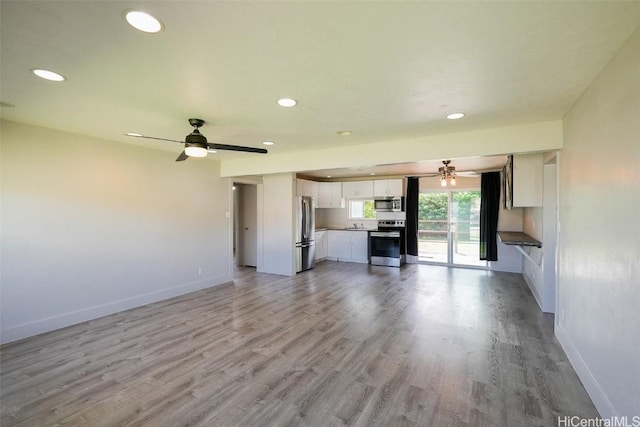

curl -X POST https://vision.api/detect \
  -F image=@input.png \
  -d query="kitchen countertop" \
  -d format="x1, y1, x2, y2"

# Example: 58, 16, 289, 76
498, 231, 542, 248
316, 227, 374, 232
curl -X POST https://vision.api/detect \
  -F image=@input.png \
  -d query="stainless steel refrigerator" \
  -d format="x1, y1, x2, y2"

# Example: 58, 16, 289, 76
295, 196, 316, 273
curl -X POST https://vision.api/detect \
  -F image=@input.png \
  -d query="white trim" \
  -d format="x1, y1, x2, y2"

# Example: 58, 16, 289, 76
522, 268, 543, 310
513, 245, 541, 267
1, 274, 233, 344
405, 254, 419, 264
555, 324, 615, 418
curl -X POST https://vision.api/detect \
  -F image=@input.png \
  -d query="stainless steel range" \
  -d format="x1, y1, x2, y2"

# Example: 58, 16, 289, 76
369, 219, 406, 267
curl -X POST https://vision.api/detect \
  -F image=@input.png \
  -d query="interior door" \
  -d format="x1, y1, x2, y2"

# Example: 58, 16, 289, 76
235, 183, 258, 267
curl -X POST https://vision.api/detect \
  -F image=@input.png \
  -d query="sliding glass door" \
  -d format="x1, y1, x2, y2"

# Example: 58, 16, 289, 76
418, 192, 449, 263
418, 190, 486, 268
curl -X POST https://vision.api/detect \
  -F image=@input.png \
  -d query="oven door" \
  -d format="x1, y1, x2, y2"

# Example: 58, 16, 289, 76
369, 231, 401, 267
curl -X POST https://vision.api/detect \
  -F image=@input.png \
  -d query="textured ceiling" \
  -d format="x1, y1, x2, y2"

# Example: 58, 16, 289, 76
2, 1, 639, 176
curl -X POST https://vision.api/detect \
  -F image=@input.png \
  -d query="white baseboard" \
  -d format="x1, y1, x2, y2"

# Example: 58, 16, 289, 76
0, 273, 233, 345
555, 323, 616, 418
405, 254, 419, 264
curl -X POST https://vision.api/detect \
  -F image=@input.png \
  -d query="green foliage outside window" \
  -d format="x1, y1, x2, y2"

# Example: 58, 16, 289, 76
363, 200, 375, 219
349, 200, 376, 219
418, 192, 480, 242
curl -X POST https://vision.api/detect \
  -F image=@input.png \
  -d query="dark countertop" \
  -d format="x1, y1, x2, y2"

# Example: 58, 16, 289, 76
498, 231, 542, 248
316, 227, 374, 232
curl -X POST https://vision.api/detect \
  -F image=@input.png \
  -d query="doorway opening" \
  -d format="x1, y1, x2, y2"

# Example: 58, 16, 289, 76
418, 190, 487, 268
233, 182, 258, 268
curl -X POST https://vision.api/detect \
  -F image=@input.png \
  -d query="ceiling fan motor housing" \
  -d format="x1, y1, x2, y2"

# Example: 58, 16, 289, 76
185, 129, 207, 148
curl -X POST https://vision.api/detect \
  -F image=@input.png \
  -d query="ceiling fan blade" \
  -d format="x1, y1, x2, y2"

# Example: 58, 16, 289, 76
175, 150, 189, 162
207, 143, 267, 154
129, 134, 184, 144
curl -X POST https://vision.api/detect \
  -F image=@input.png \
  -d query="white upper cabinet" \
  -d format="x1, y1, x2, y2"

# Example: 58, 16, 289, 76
317, 182, 344, 208
296, 178, 318, 200
373, 179, 403, 197
342, 180, 374, 199
512, 154, 543, 207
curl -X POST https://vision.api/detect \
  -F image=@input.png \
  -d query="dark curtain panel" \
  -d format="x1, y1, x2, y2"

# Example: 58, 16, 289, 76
406, 177, 419, 258
480, 172, 501, 261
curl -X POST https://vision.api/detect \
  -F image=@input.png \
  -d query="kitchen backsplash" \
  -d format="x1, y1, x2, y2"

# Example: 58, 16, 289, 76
315, 207, 377, 229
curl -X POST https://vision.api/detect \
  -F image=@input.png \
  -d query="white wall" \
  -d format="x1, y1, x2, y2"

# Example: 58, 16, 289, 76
0, 121, 233, 344
259, 173, 295, 276
557, 27, 640, 418
541, 161, 557, 313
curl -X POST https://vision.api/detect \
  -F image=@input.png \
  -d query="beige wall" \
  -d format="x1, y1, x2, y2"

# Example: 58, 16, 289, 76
557, 27, 640, 417
220, 120, 563, 177
259, 173, 295, 276
0, 121, 233, 343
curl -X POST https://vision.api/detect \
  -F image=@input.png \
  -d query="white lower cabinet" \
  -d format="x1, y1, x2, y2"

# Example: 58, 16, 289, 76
315, 230, 328, 261
327, 230, 369, 263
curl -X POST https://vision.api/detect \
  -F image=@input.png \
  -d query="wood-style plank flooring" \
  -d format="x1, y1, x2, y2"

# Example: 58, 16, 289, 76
1, 262, 598, 426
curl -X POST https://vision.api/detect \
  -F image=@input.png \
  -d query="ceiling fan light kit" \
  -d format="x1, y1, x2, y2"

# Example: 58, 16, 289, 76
184, 145, 208, 158
439, 160, 457, 187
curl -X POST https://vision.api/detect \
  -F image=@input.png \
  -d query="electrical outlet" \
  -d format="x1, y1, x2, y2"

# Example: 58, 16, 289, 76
197, 267, 203, 276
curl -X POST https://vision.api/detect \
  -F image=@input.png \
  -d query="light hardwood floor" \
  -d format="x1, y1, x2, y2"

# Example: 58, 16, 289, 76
1, 262, 598, 426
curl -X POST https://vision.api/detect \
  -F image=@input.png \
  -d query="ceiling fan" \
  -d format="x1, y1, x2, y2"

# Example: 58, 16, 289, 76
417, 160, 480, 186
127, 118, 268, 161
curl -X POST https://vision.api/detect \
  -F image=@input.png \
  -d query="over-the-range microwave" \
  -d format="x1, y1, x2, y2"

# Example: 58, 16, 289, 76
374, 197, 404, 212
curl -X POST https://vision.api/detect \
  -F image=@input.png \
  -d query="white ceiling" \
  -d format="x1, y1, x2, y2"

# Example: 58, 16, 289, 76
2, 1, 639, 177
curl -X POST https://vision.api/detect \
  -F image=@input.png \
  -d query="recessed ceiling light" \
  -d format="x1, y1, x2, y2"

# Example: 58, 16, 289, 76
125, 132, 142, 137
337, 130, 352, 136
124, 10, 163, 33
370, 173, 376, 176
263, 141, 275, 146
31, 68, 65, 82
446, 112, 465, 120
277, 98, 297, 107
326, 175, 332, 178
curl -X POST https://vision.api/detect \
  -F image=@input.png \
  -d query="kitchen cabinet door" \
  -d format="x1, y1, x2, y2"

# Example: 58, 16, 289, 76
342, 181, 374, 199
350, 231, 369, 262
296, 178, 318, 200
328, 231, 351, 260
318, 182, 344, 208
373, 179, 403, 197
512, 154, 543, 207
315, 231, 328, 261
